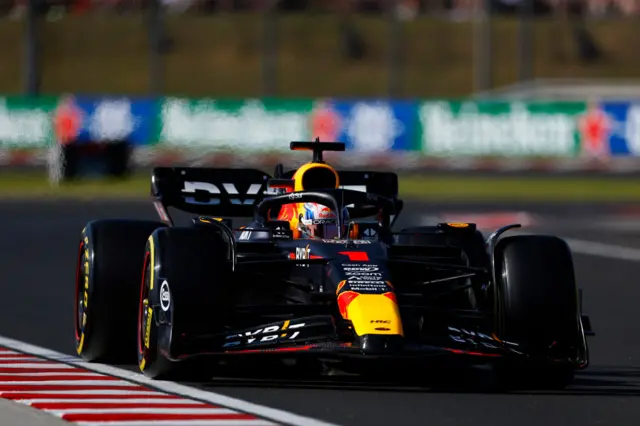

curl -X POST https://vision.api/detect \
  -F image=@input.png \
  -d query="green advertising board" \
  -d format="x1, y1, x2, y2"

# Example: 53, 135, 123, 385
417, 101, 588, 156
158, 98, 316, 150
0, 96, 59, 148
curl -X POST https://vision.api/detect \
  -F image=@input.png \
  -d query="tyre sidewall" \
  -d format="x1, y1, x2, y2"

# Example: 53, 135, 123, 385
75, 220, 166, 362
137, 227, 231, 380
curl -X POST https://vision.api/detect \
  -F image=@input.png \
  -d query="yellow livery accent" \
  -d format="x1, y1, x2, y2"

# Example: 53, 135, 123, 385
148, 235, 155, 290
144, 306, 153, 349
447, 222, 469, 228
292, 162, 340, 192
345, 294, 404, 336
76, 334, 84, 354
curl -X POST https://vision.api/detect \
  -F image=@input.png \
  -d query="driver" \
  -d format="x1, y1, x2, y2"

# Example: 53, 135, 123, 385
278, 202, 350, 239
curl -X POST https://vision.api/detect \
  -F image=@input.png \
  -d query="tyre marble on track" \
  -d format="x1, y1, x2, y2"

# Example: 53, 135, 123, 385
1, 200, 640, 426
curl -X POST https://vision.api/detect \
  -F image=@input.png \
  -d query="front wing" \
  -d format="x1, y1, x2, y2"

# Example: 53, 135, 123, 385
169, 314, 571, 367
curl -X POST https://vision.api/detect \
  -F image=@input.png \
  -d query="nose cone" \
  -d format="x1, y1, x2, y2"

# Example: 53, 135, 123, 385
360, 334, 405, 354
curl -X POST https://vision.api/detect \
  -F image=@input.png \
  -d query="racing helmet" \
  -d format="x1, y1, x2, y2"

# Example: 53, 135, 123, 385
297, 203, 349, 240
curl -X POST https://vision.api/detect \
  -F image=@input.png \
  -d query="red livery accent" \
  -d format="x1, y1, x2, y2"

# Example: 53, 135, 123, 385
337, 291, 360, 319
383, 292, 397, 303
235, 345, 316, 354
338, 251, 369, 261
446, 348, 502, 357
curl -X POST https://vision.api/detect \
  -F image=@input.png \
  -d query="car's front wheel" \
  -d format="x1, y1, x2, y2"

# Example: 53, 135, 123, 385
137, 226, 232, 380
493, 235, 585, 389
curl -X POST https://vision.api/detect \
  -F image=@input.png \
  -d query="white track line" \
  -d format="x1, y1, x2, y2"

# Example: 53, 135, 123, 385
0, 335, 342, 426
565, 238, 640, 262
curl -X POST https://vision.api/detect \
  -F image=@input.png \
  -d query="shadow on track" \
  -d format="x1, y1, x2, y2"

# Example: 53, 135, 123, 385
191, 365, 640, 397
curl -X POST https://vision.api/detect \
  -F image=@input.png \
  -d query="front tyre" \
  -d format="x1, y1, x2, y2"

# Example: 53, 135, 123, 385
494, 235, 584, 390
137, 227, 231, 380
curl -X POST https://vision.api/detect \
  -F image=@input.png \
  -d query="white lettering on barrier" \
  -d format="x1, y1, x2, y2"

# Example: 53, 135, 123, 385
160, 99, 309, 149
419, 102, 576, 156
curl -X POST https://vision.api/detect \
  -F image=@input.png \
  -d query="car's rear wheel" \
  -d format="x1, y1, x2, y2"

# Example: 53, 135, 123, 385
137, 227, 232, 380
75, 219, 166, 363
493, 235, 583, 389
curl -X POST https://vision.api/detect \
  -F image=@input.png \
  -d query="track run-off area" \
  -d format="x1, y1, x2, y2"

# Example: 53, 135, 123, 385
1, 199, 640, 426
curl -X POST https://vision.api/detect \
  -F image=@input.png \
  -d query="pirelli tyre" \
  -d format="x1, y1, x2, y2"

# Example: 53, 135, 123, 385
75, 219, 166, 363
493, 235, 583, 390
137, 227, 232, 380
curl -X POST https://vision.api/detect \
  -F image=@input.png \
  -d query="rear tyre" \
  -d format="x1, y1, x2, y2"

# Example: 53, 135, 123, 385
137, 227, 232, 381
75, 219, 166, 363
494, 235, 582, 390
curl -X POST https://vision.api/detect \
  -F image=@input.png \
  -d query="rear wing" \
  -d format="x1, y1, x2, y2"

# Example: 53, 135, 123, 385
151, 167, 272, 221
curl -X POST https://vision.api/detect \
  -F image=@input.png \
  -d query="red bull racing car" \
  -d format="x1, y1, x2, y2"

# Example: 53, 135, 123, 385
74, 140, 593, 389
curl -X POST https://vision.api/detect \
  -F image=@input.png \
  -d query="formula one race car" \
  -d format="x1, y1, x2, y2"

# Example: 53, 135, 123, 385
74, 140, 593, 389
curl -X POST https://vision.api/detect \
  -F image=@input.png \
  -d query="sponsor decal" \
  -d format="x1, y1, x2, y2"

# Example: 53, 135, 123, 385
347, 282, 388, 292
144, 307, 152, 349
272, 226, 291, 240
309, 219, 334, 225
419, 101, 584, 156
448, 327, 519, 349
342, 263, 380, 272
578, 104, 613, 157
238, 230, 252, 240
160, 99, 311, 149
181, 181, 264, 205
76, 233, 91, 355
160, 280, 171, 312
296, 245, 310, 259
223, 320, 306, 348
295, 245, 311, 267
322, 239, 372, 244
0, 97, 57, 148
338, 264, 390, 292
289, 246, 321, 266
362, 228, 377, 238
288, 192, 303, 200
310, 101, 342, 141
370, 320, 391, 324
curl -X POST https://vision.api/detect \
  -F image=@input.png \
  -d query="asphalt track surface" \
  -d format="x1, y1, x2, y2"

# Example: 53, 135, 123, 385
2, 199, 640, 426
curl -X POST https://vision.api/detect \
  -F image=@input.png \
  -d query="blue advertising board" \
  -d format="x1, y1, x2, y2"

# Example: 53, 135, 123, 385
598, 101, 640, 156
313, 100, 419, 152
58, 96, 156, 146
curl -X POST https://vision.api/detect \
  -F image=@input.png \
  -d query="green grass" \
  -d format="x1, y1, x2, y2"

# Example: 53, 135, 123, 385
2, 172, 640, 201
